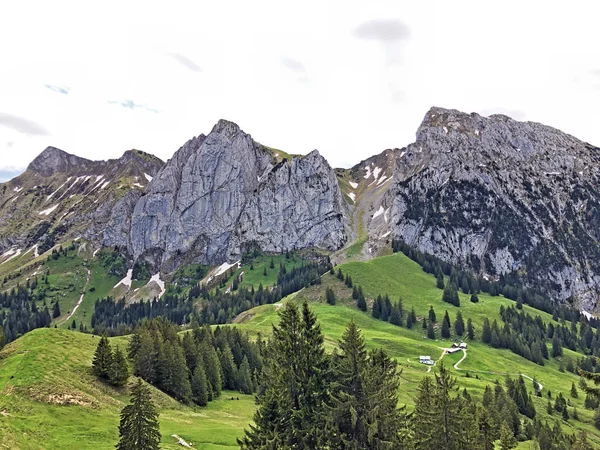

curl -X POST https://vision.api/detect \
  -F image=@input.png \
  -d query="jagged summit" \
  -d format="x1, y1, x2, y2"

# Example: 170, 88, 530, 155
211, 119, 243, 139
27, 146, 93, 176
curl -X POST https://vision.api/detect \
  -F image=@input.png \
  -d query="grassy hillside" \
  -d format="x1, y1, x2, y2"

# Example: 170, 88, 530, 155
234, 252, 600, 446
0, 328, 255, 449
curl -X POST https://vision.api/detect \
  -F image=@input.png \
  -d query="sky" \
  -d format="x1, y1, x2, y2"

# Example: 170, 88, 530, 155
1, 0, 600, 181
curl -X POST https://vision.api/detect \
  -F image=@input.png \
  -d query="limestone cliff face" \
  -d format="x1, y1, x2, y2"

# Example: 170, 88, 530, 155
388, 107, 600, 309
126, 120, 348, 269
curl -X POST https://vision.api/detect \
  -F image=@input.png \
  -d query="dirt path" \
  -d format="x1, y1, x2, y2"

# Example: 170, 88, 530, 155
448, 348, 543, 391
64, 269, 91, 323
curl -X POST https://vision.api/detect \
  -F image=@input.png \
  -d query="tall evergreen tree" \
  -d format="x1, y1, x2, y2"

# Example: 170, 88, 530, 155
92, 336, 113, 380
109, 346, 130, 387
325, 287, 336, 305
239, 301, 329, 449
238, 356, 254, 395
455, 311, 465, 336
52, 301, 61, 318
406, 308, 416, 329
429, 306, 437, 323
191, 364, 209, 406
219, 343, 238, 390
116, 379, 161, 450
441, 311, 451, 338
499, 421, 517, 450
427, 320, 436, 340
467, 318, 475, 340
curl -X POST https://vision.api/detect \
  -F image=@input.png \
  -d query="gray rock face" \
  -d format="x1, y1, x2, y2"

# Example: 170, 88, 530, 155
127, 120, 348, 268
27, 147, 93, 177
388, 107, 600, 310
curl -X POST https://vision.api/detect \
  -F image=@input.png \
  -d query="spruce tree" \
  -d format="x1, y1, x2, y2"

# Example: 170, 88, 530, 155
467, 318, 475, 340
356, 290, 367, 312
427, 320, 436, 339
499, 421, 517, 450
239, 301, 329, 449
429, 306, 437, 323
470, 293, 479, 303
116, 379, 161, 450
406, 308, 416, 329
325, 287, 336, 305
219, 343, 238, 390
238, 356, 254, 395
436, 273, 445, 289
389, 302, 402, 326
441, 311, 451, 339
372, 295, 382, 319
109, 346, 130, 387
191, 364, 209, 406
454, 311, 465, 336
92, 336, 113, 380
52, 301, 61, 318
571, 382, 579, 398
201, 342, 222, 399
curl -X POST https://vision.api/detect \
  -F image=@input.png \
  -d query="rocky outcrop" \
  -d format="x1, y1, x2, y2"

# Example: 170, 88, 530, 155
127, 120, 348, 269
27, 147, 93, 177
388, 107, 600, 309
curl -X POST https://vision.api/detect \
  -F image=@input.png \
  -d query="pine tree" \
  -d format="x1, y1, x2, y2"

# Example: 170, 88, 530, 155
238, 356, 254, 395
427, 320, 436, 339
571, 382, 579, 398
389, 302, 402, 326
470, 293, 479, 303
429, 306, 437, 323
52, 301, 61, 318
552, 335, 563, 357
109, 346, 130, 387
269, 257, 275, 269
356, 289, 367, 312
499, 421, 517, 450
406, 307, 416, 329
467, 318, 475, 340
372, 295, 382, 319
263, 266, 267, 277
219, 343, 238, 390
454, 311, 465, 336
436, 273, 445, 289
481, 318, 491, 343
131, 328, 156, 383
441, 311, 451, 339
325, 287, 336, 305
116, 379, 161, 450
478, 406, 495, 450
0, 325, 5, 350
562, 405, 569, 420
201, 342, 222, 399
92, 336, 113, 380
239, 301, 329, 449
572, 431, 593, 450
191, 364, 209, 406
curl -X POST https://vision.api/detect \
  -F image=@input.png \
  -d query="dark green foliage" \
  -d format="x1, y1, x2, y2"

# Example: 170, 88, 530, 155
427, 320, 435, 339
356, 285, 367, 312
552, 335, 563, 357
467, 318, 474, 339
92, 336, 113, 380
52, 301, 60, 318
436, 273, 444, 289
406, 307, 416, 329
470, 293, 479, 303
109, 346, 130, 387
571, 382, 578, 398
116, 379, 161, 450
269, 257, 275, 269
441, 311, 451, 338
191, 365, 209, 406
325, 287, 336, 305
442, 283, 460, 306
454, 311, 464, 336
0, 325, 5, 350
239, 301, 329, 449
237, 356, 254, 395
429, 306, 436, 323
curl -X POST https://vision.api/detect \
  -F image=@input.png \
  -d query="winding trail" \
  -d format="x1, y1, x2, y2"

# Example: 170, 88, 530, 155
448, 348, 544, 391
64, 269, 91, 323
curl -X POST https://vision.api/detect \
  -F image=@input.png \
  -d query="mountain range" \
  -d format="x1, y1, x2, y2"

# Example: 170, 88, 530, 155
1, 107, 599, 312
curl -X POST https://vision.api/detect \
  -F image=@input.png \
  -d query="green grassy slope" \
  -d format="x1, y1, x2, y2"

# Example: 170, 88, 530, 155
234, 252, 600, 446
0, 328, 255, 449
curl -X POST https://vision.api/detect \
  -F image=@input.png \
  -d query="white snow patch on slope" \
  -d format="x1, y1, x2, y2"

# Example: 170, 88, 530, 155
372, 166, 382, 180
377, 175, 388, 185
364, 166, 372, 179
215, 261, 241, 277
133, 183, 144, 188
149, 273, 166, 298
373, 206, 385, 219
349, 181, 358, 189
1, 248, 22, 265
13, 186, 22, 192
1, 248, 17, 259
381, 231, 391, 239
384, 207, 390, 223
47, 177, 72, 200
348, 192, 356, 202
144, 173, 153, 182
100, 181, 110, 190
582, 310, 594, 320
39, 204, 59, 216
399, 151, 406, 158
114, 269, 133, 289
93, 248, 100, 257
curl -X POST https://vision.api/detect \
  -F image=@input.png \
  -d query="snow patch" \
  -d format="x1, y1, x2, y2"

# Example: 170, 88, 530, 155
144, 173, 153, 182
39, 204, 59, 216
348, 192, 356, 202
381, 231, 391, 239
93, 248, 100, 257
215, 261, 241, 277
349, 181, 358, 189
443, 126, 448, 134
384, 207, 390, 223
47, 177, 72, 200
474, 129, 480, 136
399, 151, 406, 158
377, 175, 388, 185
100, 181, 110, 190
372, 206, 384, 219
0, 248, 22, 265
13, 186, 22, 192
581, 310, 594, 321
132, 183, 144, 188
372, 166, 382, 180
114, 269, 133, 289
364, 166, 372, 179
149, 273, 166, 298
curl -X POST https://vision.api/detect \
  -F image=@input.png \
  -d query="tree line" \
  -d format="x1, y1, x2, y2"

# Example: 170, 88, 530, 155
239, 300, 586, 449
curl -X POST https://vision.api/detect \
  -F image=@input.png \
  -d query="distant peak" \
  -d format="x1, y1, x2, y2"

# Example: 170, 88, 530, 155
27, 147, 92, 176
211, 119, 242, 138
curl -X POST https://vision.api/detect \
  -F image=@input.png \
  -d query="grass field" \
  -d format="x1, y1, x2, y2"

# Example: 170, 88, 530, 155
2, 250, 600, 447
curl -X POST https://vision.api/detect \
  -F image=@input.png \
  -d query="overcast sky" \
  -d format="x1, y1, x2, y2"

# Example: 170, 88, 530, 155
1, 0, 599, 181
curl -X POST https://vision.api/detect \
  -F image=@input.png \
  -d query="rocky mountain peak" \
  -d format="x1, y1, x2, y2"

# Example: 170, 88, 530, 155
27, 146, 93, 176
211, 119, 243, 140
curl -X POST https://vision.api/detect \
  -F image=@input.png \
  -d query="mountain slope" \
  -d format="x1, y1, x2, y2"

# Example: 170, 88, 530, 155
124, 120, 348, 270
0, 148, 164, 257
387, 107, 600, 310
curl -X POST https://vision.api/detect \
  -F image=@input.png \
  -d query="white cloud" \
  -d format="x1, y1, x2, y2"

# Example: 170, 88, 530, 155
0, 0, 599, 173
